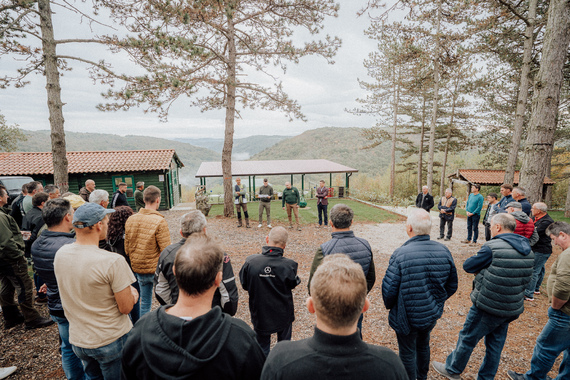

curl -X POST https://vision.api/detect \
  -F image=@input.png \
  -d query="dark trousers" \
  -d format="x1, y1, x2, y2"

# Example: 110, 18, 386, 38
0, 256, 41, 323
485, 223, 492, 241
396, 324, 436, 380
467, 214, 481, 243
256, 323, 292, 356
317, 203, 328, 226
439, 218, 453, 239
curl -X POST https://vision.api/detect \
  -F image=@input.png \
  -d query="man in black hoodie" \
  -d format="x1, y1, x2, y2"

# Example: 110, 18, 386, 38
122, 235, 265, 380
240, 226, 301, 356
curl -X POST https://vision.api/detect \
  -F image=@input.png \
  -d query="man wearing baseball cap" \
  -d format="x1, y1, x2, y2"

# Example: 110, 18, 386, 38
54, 203, 139, 379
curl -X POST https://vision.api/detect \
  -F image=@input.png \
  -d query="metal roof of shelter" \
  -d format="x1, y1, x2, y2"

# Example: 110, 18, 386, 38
448, 169, 555, 186
195, 159, 358, 178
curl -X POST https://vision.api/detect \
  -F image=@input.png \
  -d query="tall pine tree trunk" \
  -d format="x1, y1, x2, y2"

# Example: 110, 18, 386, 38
520, 0, 570, 203
427, 0, 442, 191
390, 68, 400, 199
222, 16, 236, 217
38, 0, 68, 192
565, 179, 570, 217
505, 0, 538, 185
417, 95, 426, 193
440, 92, 456, 196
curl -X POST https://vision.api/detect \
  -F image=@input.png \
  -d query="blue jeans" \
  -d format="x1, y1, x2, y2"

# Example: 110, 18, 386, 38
51, 315, 87, 380
72, 334, 128, 380
256, 323, 292, 357
467, 214, 481, 243
396, 324, 436, 380
525, 252, 550, 298
317, 203, 328, 226
135, 272, 154, 317
525, 307, 570, 380
445, 305, 512, 380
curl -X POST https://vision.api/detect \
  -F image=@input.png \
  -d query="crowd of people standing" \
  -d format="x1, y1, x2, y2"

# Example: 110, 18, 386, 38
0, 178, 568, 380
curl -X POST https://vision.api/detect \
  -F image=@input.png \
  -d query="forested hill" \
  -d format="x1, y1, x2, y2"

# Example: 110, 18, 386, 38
252, 127, 392, 175
175, 135, 289, 159
15, 130, 219, 185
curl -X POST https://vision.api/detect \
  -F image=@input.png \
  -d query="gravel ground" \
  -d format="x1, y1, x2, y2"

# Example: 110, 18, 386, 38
1, 208, 562, 379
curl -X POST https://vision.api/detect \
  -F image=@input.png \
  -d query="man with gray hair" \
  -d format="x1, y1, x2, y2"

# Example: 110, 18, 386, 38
89, 189, 109, 209
79, 179, 95, 202
437, 188, 457, 241
134, 182, 145, 212
262, 254, 408, 380
240, 226, 301, 356
524, 202, 554, 301
512, 187, 531, 216
416, 185, 434, 212
383, 209, 457, 380
154, 210, 238, 315
308, 203, 375, 335
432, 213, 534, 380
44, 184, 60, 200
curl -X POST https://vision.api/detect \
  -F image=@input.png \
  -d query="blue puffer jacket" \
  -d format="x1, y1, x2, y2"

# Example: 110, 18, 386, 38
321, 231, 373, 275
382, 235, 458, 334
31, 230, 75, 316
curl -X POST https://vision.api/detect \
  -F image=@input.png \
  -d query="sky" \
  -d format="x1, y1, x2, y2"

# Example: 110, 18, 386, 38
1, 1, 385, 140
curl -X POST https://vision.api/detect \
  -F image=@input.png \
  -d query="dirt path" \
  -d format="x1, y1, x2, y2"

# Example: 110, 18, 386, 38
1, 210, 561, 379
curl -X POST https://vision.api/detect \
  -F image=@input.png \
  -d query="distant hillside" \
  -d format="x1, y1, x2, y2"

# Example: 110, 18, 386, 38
252, 127, 392, 175
16, 130, 219, 185
175, 135, 290, 159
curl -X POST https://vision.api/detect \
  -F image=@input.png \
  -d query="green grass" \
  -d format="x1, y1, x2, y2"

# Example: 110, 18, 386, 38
547, 210, 570, 223
207, 198, 404, 224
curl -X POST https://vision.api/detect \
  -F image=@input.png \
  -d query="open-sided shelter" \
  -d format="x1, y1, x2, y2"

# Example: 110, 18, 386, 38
195, 159, 358, 199
0, 149, 184, 210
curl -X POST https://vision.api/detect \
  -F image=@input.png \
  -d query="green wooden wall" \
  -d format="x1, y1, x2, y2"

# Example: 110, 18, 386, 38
32, 168, 176, 210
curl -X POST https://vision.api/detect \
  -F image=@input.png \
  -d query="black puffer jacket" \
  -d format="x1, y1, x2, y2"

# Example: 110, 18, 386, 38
532, 213, 554, 255
31, 230, 75, 316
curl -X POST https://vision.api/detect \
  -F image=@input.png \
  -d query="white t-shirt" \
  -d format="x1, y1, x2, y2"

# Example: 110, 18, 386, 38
54, 243, 136, 348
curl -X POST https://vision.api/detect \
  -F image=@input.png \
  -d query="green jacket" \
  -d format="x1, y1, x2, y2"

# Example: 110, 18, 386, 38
134, 189, 145, 211
548, 247, 570, 316
282, 187, 300, 207
0, 207, 25, 262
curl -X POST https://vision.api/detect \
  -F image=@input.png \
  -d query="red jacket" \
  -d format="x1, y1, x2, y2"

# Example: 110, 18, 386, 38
514, 218, 535, 239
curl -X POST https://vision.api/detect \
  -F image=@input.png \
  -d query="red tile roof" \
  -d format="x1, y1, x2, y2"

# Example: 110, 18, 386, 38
449, 169, 555, 185
195, 159, 358, 177
0, 150, 183, 175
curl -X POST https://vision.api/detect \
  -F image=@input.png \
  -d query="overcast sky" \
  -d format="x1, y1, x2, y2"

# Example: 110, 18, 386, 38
1, 1, 384, 140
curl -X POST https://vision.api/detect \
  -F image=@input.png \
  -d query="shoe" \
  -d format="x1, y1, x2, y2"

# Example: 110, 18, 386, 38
267, 224, 272, 228
25, 316, 54, 330
507, 370, 525, 380
525, 296, 534, 301
0, 366, 17, 379
258, 224, 262, 228
431, 361, 460, 380
3, 315, 24, 329
35, 297, 48, 304
316, 224, 321, 228
437, 236, 444, 240
461, 239, 470, 244
534, 291, 541, 295
297, 227, 302, 231
470, 241, 478, 245
289, 225, 293, 229
444, 237, 450, 241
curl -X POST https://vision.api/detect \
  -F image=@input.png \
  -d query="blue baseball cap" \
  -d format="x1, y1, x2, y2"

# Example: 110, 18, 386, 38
73, 202, 115, 228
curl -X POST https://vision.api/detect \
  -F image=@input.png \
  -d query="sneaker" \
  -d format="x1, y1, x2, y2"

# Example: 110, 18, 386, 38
431, 361, 460, 380
297, 227, 302, 231
437, 236, 444, 240
470, 241, 478, 245
534, 291, 541, 295
0, 366, 17, 378
25, 316, 54, 330
258, 224, 262, 228
461, 239, 470, 244
35, 297, 48, 304
507, 371, 526, 380
525, 296, 534, 301
267, 224, 272, 228
444, 237, 450, 241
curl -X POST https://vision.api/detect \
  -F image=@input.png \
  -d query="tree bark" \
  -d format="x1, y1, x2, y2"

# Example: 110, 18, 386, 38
417, 95, 426, 194
38, 0, 68, 192
504, 0, 538, 185
520, 0, 570, 203
440, 91, 456, 197
426, 0, 442, 191
565, 179, 570, 218
222, 15, 236, 217
390, 67, 400, 199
